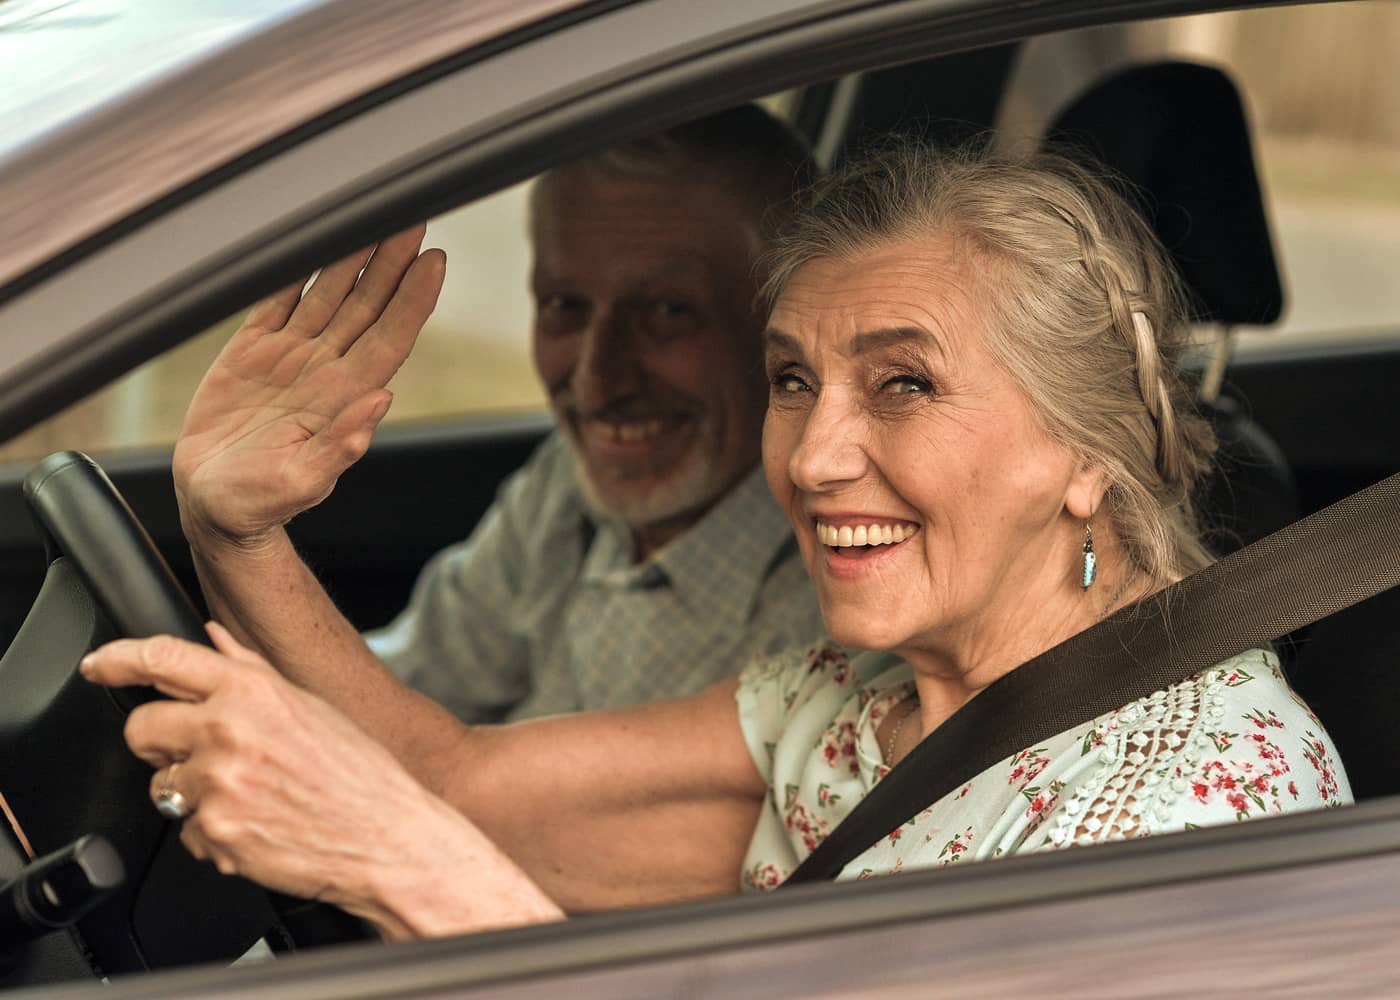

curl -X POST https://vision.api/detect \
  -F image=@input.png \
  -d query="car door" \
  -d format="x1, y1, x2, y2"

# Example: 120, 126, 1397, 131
4, 0, 1400, 994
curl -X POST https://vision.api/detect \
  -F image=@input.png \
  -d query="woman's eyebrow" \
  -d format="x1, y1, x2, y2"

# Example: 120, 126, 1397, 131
850, 326, 944, 359
763, 328, 805, 358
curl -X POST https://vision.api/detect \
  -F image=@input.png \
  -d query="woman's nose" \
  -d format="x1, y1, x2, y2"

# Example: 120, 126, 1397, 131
786, 392, 869, 493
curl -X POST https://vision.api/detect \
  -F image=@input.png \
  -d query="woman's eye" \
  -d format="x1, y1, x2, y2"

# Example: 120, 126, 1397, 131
882, 374, 932, 396
771, 373, 810, 394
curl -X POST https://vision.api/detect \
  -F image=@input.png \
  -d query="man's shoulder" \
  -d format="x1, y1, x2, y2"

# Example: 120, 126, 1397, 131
433, 427, 588, 574
495, 429, 585, 521
510, 428, 577, 488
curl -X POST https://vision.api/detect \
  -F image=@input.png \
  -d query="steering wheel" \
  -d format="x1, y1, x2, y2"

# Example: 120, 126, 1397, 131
0, 452, 365, 986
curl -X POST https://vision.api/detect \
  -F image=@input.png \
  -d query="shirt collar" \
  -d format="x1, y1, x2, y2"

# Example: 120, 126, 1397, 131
578, 464, 798, 623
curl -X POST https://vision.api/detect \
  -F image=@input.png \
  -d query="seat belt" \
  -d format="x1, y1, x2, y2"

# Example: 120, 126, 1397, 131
784, 471, 1400, 885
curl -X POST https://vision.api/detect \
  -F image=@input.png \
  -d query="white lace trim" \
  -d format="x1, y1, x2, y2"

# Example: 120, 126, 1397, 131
1048, 669, 1229, 847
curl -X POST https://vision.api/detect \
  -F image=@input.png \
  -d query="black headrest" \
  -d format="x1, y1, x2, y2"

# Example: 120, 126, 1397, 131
1047, 61, 1283, 327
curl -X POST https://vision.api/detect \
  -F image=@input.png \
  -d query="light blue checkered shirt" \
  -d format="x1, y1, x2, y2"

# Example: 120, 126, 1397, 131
367, 432, 822, 722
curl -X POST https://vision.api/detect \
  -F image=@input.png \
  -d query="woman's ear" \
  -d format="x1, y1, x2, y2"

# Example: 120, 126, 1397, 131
1065, 462, 1109, 520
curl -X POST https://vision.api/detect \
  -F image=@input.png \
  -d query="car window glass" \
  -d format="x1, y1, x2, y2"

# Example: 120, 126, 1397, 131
0, 183, 544, 465
0, 86, 809, 467
1002, 1, 1400, 354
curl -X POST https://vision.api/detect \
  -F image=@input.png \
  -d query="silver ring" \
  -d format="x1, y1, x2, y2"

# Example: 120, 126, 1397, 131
155, 762, 192, 820
156, 788, 191, 820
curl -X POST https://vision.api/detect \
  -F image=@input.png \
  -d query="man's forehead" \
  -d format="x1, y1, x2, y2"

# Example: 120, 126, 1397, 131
529, 169, 762, 285
531, 247, 722, 287
532, 164, 757, 229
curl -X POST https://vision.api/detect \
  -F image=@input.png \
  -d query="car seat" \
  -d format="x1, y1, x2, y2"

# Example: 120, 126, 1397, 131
1047, 62, 1400, 800
1045, 60, 1298, 554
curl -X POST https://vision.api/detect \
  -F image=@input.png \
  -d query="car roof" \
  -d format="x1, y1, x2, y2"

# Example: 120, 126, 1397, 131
0, 0, 323, 163
0, 0, 585, 292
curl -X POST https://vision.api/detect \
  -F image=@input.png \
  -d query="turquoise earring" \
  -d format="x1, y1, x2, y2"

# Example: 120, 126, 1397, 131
1081, 524, 1097, 589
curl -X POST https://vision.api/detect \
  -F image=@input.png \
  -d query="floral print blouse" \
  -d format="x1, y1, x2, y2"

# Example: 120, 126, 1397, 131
735, 642, 1351, 890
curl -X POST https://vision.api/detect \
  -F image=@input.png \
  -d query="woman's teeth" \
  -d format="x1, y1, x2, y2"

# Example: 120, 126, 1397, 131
815, 521, 918, 547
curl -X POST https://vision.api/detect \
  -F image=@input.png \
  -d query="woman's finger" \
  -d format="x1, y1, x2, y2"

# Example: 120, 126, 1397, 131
344, 247, 446, 382
287, 389, 392, 503
178, 821, 237, 876
321, 225, 429, 353
125, 700, 209, 767
80, 634, 236, 701
206, 620, 267, 666
288, 244, 377, 335
148, 760, 201, 817
243, 275, 312, 332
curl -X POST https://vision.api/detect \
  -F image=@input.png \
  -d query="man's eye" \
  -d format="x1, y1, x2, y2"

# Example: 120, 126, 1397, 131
646, 300, 697, 326
534, 294, 588, 335
636, 299, 700, 340
538, 293, 586, 314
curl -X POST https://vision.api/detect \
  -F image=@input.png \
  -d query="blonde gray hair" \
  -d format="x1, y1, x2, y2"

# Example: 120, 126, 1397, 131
765, 142, 1216, 586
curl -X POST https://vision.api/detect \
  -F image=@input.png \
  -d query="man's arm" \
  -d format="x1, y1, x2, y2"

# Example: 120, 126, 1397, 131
365, 436, 576, 723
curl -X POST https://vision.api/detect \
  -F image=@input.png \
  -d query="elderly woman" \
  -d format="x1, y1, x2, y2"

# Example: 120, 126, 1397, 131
81, 144, 1349, 939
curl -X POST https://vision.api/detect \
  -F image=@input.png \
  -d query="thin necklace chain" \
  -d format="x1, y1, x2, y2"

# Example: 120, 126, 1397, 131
884, 693, 919, 765
1096, 569, 1140, 621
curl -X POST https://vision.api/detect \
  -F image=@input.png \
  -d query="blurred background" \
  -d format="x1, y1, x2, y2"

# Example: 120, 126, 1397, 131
3, 0, 1397, 464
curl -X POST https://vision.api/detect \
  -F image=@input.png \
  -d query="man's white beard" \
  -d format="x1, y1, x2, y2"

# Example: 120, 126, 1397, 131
569, 423, 731, 533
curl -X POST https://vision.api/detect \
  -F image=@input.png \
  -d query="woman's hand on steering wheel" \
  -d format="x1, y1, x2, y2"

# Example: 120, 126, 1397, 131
79, 623, 564, 941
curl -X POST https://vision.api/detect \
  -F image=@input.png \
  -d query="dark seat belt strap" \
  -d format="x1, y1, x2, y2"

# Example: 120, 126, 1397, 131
785, 471, 1400, 885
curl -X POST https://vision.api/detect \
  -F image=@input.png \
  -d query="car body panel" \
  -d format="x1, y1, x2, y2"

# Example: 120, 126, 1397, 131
0, 0, 586, 289
27, 799, 1400, 998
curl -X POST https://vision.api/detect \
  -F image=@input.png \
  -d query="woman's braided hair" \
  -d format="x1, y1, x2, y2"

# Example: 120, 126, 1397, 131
764, 140, 1216, 585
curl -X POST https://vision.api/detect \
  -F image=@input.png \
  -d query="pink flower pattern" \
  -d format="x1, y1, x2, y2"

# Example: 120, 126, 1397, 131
742, 862, 785, 891
938, 826, 975, 864
1301, 731, 1342, 803
737, 643, 1349, 893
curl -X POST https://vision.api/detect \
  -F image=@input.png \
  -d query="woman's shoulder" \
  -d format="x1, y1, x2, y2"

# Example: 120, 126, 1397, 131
1093, 648, 1318, 738
735, 640, 909, 783
1042, 647, 1350, 848
1157, 647, 1330, 741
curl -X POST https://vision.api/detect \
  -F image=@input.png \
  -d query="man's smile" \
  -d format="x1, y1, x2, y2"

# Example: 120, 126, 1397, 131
583, 416, 667, 444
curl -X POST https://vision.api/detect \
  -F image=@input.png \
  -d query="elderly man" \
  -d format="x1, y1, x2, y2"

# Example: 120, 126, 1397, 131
173, 105, 821, 723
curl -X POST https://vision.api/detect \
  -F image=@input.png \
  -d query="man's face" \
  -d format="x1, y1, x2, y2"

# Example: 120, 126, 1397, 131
529, 167, 769, 535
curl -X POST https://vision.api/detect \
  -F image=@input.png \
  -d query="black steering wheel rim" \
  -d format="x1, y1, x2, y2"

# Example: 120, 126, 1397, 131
23, 451, 209, 658
8, 451, 369, 978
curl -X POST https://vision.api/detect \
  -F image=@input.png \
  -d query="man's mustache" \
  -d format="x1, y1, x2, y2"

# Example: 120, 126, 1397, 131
555, 393, 700, 425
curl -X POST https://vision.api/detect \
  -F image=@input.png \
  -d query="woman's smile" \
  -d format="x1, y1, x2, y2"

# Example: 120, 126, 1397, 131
814, 518, 921, 548
811, 515, 923, 580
